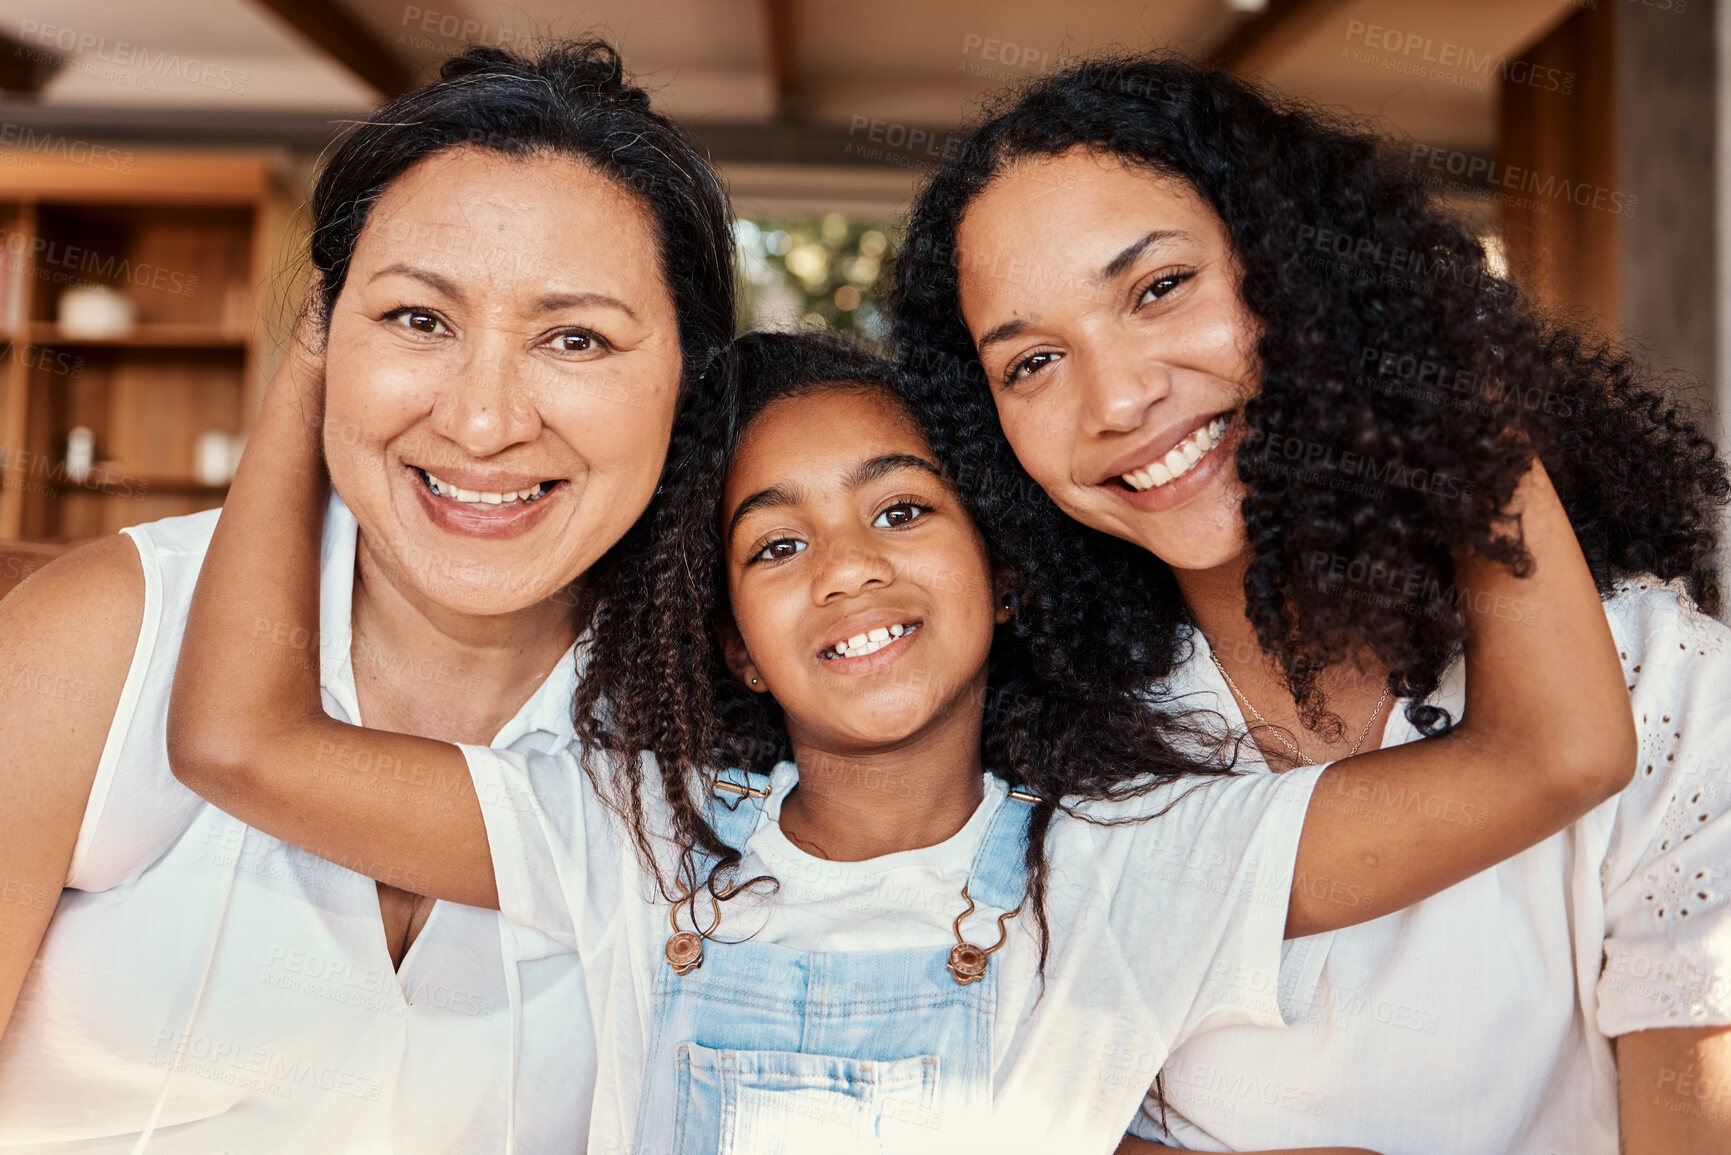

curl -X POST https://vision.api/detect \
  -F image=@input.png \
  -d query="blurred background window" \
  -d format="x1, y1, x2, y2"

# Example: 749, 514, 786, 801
735, 215, 895, 343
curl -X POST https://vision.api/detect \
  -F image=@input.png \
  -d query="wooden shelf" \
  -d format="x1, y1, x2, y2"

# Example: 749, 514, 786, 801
28, 323, 248, 349
127, 476, 230, 496
0, 156, 280, 538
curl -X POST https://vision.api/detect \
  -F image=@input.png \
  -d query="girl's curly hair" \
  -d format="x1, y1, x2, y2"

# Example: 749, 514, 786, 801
888, 53, 1729, 735
578, 328, 1235, 967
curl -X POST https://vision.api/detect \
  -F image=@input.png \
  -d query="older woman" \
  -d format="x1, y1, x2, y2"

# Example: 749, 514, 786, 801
0, 41, 732, 1151
889, 54, 1731, 1155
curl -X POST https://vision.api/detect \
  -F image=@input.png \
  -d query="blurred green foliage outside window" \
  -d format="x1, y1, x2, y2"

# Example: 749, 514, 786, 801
735, 214, 898, 347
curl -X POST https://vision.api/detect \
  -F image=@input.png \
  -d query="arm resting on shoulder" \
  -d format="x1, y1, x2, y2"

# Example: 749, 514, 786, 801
1287, 459, 1635, 937
167, 337, 497, 910
1618, 1025, 1731, 1154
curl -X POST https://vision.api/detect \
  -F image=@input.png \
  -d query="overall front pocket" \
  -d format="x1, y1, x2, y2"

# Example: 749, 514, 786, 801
670, 1041, 942, 1155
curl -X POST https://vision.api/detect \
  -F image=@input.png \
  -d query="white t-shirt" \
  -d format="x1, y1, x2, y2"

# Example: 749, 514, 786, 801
0, 498, 596, 1154
1135, 579, 1731, 1155
463, 743, 1325, 1153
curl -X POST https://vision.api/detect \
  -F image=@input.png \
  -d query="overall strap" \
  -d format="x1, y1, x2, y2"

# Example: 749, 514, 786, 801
964, 788, 1036, 912
704, 766, 773, 852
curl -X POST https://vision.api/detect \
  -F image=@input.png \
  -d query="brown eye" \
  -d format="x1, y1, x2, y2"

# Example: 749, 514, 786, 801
751, 537, 806, 563
1005, 351, 1058, 386
407, 310, 438, 333
1136, 271, 1194, 306
872, 502, 928, 528
556, 333, 593, 352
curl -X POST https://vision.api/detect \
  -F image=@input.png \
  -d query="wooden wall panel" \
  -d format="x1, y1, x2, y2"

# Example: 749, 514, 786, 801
1497, 2, 1620, 332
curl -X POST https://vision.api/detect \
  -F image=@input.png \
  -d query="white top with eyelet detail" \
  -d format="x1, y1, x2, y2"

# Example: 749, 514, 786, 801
0, 496, 596, 1154
1134, 579, 1731, 1155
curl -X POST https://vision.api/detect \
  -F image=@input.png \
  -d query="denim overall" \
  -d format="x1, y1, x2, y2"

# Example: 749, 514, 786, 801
631, 768, 1033, 1155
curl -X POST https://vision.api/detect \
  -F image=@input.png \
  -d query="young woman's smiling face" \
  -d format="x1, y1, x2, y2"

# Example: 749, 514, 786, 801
956, 147, 1261, 571
323, 145, 684, 616
721, 387, 1006, 756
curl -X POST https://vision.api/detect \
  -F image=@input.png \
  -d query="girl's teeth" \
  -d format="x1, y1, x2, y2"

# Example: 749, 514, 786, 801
825, 622, 918, 659
1121, 415, 1232, 492
422, 470, 549, 505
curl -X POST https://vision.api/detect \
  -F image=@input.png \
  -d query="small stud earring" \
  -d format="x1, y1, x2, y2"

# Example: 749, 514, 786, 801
749, 676, 759, 686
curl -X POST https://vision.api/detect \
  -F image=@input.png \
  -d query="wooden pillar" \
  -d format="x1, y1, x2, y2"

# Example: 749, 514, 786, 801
1497, 2, 1621, 333
1617, 0, 1717, 402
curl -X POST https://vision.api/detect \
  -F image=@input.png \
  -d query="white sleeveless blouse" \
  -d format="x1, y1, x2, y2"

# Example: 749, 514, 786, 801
0, 497, 596, 1153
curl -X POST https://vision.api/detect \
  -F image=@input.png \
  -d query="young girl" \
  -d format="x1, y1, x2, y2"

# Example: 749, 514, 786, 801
168, 330, 1632, 1153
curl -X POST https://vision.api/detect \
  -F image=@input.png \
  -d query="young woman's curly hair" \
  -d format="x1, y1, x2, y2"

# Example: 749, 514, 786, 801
888, 52, 1729, 734
579, 328, 1234, 966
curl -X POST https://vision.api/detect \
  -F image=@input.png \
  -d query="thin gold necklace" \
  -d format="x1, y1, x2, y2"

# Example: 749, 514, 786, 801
1208, 652, 1390, 763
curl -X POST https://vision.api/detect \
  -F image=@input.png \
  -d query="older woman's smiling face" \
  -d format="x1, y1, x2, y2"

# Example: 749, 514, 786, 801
323, 145, 683, 615
956, 147, 1262, 572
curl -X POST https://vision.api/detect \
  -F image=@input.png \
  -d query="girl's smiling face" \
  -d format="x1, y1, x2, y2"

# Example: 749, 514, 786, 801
721, 387, 1007, 756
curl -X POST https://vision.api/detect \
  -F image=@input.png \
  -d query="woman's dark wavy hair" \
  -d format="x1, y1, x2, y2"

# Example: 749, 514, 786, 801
305, 40, 746, 882
618, 328, 1232, 967
889, 53, 1729, 734
309, 39, 733, 378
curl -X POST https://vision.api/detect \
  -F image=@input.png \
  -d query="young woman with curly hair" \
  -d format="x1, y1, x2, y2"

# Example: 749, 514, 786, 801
166, 323, 1632, 1154
887, 52, 1731, 1155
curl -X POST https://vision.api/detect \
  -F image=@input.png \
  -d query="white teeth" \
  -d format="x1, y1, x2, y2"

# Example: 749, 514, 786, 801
1120, 415, 1233, 492
422, 470, 550, 505
823, 622, 919, 659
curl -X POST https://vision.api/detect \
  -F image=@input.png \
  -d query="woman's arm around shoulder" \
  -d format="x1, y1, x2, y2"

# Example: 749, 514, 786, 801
1287, 458, 1636, 937
166, 332, 498, 910
0, 534, 144, 1037
1618, 1025, 1731, 1154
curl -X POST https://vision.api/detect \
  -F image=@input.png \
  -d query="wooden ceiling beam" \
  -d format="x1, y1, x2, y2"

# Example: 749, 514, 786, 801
762, 0, 800, 118
250, 0, 417, 97
1216, 0, 1357, 75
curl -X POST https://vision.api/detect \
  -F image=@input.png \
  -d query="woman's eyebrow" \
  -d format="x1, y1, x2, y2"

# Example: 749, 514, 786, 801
975, 232, 1197, 355
532, 290, 638, 319
1099, 229, 1191, 281
976, 318, 1028, 356
370, 262, 463, 300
